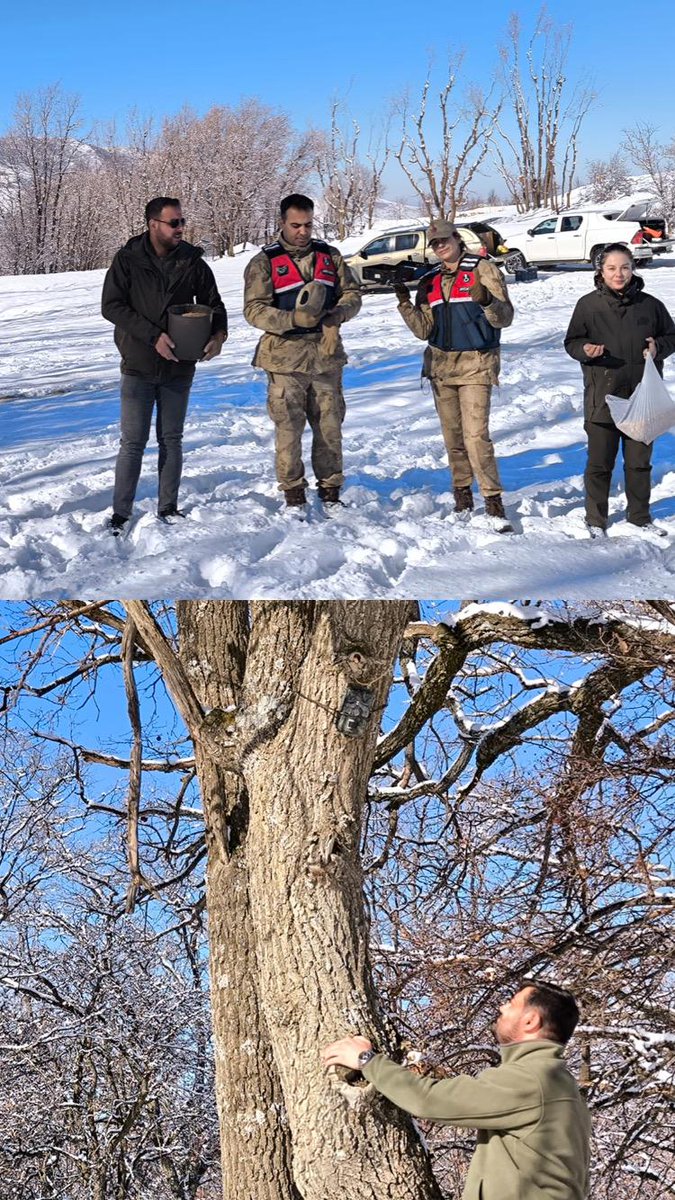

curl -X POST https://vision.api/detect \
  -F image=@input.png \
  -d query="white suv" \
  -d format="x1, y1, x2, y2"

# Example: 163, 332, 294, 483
501, 211, 653, 272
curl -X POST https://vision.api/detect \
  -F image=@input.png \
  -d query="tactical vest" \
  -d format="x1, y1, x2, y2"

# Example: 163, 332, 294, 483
421, 254, 500, 352
263, 240, 338, 335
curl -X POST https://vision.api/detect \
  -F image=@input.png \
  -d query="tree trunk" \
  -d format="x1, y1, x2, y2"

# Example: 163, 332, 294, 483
177, 602, 300, 1200
239, 601, 443, 1199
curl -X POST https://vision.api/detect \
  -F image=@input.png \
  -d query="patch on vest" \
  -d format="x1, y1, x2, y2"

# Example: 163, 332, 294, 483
277, 264, 289, 276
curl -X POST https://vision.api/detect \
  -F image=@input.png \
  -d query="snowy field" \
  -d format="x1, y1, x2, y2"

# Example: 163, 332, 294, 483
2, 238, 675, 599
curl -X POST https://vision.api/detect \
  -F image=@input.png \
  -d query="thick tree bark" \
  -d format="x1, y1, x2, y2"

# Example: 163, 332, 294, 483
177, 602, 299, 1200
239, 601, 443, 1199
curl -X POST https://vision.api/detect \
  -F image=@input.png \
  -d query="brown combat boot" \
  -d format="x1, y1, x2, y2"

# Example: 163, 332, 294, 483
484, 493, 514, 533
318, 485, 341, 504
485, 493, 506, 519
453, 486, 474, 513
284, 486, 306, 507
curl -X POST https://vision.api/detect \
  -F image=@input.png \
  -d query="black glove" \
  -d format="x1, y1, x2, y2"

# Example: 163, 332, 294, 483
393, 263, 412, 303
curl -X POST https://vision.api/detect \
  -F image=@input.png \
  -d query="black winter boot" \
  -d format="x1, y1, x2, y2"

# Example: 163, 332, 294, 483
110, 512, 129, 536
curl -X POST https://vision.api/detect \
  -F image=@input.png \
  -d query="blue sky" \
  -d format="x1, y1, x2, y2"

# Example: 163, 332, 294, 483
3, 0, 675, 198
2, 602, 673, 901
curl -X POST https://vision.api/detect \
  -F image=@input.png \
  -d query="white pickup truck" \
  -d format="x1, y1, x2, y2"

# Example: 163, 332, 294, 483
501, 210, 654, 272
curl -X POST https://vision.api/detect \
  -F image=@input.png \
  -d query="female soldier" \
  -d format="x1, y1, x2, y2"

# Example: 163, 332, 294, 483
394, 220, 514, 531
564, 243, 675, 536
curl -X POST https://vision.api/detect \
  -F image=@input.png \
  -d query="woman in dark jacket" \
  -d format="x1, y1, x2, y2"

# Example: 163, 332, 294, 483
564, 243, 675, 535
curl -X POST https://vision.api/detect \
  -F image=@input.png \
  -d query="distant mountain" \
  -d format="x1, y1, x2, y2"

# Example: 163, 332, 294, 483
0, 136, 116, 171
0, 138, 127, 206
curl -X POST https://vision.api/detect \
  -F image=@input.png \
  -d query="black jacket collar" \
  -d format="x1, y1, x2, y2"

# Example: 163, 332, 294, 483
595, 275, 644, 306
122, 231, 204, 264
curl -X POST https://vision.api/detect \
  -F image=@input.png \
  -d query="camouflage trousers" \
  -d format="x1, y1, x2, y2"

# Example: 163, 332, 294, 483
431, 381, 502, 496
266, 368, 345, 492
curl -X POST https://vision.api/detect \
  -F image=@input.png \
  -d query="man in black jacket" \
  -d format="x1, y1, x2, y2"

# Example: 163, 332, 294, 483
102, 196, 228, 533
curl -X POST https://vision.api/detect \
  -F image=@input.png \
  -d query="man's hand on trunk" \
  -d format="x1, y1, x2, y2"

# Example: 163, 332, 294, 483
321, 1035, 373, 1071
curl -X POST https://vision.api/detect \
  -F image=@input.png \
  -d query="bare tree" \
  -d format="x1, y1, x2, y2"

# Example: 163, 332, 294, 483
100, 109, 165, 245
586, 152, 632, 203
623, 122, 675, 225
155, 105, 207, 248
156, 600, 442, 1200
0, 739, 219, 1199
494, 9, 595, 212
364, 602, 675, 1198
55, 164, 112, 271
557, 85, 596, 209
396, 62, 501, 220
2, 601, 674, 1198
1, 602, 443, 1200
185, 101, 317, 256
0, 90, 319, 274
0, 84, 88, 273
316, 99, 390, 239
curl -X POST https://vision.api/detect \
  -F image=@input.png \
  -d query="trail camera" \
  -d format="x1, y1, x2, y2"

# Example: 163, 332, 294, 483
336, 684, 375, 738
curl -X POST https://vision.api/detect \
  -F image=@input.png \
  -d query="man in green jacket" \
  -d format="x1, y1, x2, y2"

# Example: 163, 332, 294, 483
322, 980, 590, 1200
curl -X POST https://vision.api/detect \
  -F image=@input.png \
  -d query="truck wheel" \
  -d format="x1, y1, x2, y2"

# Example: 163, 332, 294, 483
503, 250, 527, 273
590, 246, 605, 270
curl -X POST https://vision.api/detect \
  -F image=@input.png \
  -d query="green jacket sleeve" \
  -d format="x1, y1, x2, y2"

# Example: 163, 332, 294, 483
362, 1055, 542, 1130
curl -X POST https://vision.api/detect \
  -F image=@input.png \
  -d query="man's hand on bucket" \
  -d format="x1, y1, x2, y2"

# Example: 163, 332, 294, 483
154, 332, 179, 361
202, 329, 228, 361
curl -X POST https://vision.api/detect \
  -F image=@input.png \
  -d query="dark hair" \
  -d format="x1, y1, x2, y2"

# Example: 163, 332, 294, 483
520, 979, 580, 1044
280, 193, 314, 217
145, 197, 181, 223
597, 242, 635, 269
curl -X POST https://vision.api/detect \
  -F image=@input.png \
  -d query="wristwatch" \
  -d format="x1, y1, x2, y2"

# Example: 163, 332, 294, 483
357, 1048, 377, 1069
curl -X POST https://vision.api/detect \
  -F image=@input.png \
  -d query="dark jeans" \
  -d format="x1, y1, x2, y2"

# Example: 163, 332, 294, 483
584, 419, 652, 528
112, 374, 192, 518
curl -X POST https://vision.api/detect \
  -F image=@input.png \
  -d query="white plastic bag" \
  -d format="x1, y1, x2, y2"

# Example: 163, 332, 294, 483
606, 354, 675, 444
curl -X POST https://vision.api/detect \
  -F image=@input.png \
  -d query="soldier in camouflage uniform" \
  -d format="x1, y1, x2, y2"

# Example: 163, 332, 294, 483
395, 219, 514, 528
243, 193, 361, 511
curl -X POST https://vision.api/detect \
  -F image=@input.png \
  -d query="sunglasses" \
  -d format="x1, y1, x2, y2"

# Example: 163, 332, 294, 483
154, 217, 187, 228
430, 235, 458, 249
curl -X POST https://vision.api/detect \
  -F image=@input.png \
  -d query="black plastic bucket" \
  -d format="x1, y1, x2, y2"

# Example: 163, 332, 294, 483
167, 304, 213, 361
